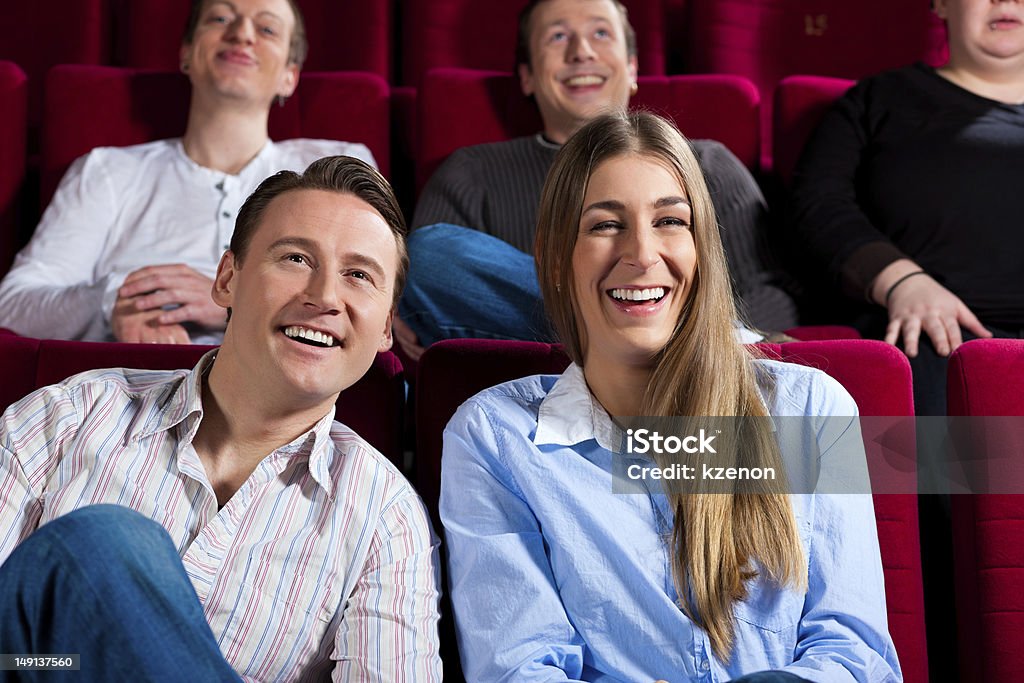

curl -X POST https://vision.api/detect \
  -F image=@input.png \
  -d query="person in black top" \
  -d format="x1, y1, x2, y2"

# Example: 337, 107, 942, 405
788, 0, 1024, 415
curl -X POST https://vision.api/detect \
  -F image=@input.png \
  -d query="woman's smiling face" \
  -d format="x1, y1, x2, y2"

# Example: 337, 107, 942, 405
571, 153, 697, 369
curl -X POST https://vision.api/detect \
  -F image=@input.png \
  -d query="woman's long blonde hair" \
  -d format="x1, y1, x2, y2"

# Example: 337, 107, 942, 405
535, 111, 806, 661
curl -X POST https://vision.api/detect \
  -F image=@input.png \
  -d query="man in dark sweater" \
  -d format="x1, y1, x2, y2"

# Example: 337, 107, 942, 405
396, 0, 798, 358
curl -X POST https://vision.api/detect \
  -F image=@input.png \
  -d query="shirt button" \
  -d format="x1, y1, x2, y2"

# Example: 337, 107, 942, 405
222, 211, 231, 218
700, 660, 710, 671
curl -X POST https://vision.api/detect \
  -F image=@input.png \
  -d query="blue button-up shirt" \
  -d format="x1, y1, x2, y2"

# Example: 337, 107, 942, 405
440, 360, 901, 682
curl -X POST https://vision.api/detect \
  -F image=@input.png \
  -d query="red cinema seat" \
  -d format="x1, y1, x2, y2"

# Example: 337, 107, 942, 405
0, 336, 406, 467
0, 1, 107, 136
681, 0, 947, 169
0, 335, 40, 417
110, 0, 393, 80
783, 325, 860, 341
772, 75, 853, 187
416, 338, 928, 683
947, 339, 1024, 682
40, 65, 390, 208
415, 68, 759, 192
400, 0, 665, 88
0, 62, 28, 277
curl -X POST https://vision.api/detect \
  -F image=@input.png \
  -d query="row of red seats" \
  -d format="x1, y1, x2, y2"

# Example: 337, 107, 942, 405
2, 1, 945, 164
0, 1, 945, 85
0, 61, 854, 273
2, 332, 1021, 681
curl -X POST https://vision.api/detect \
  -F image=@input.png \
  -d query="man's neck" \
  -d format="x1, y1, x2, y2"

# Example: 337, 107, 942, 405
192, 357, 335, 507
182, 96, 273, 175
542, 116, 589, 145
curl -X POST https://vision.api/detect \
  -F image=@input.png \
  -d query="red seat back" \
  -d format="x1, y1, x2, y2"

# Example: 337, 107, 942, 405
0, 336, 406, 466
947, 339, 1024, 682
0, 1, 107, 133
41, 65, 391, 208
772, 75, 853, 186
400, 0, 666, 87
416, 337, 928, 682
416, 68, 759, 191
110, 0, 392, 79
682, 0, 947, 168
0, 62, 28, 277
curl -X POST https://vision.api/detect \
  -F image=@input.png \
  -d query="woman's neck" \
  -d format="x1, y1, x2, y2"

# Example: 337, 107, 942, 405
582, 358, 653, 418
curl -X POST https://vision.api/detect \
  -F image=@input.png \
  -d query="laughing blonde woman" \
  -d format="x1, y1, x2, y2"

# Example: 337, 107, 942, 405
441, 111, 901, 682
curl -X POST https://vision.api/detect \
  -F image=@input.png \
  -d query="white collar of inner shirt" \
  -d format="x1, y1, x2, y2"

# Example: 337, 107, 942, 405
534, 363, 623, 453
533, 323, 771, 454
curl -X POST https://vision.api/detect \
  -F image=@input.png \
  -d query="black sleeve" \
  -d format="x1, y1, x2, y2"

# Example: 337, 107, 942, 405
787, 80, 908, 301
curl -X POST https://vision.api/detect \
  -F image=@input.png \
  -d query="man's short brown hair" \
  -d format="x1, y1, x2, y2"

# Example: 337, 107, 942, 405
231, 157, 409, 306
515, 0, 638, 71
183, 0, 309, 68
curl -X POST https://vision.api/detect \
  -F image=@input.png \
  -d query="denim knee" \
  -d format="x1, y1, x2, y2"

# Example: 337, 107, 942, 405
40, 504, 167, 545
15, 504, 178, 573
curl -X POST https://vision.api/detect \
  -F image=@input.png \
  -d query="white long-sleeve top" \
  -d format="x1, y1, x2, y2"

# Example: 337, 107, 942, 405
0, 137, 375, 343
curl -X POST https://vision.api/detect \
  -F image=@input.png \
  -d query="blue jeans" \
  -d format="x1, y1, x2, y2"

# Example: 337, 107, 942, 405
400, 224, 554, 345
0, 505, 240, 682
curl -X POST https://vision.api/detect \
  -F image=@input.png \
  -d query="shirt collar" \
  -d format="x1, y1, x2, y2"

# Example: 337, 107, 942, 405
533, 132, 562, 150
268, 409, 339, 497
127, 349, 215, 443
174, 138, 276, 184
534, 360, 778, 455
534, 363, 623, 452
128, 350, 338, 497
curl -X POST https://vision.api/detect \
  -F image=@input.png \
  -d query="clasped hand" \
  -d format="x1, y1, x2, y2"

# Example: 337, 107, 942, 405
111, 264, 224, 344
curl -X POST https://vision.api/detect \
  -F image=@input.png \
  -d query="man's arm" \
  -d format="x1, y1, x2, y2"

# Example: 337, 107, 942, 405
410, 150, 487, 232
695, 140, 800, 331
332, 487, 442, 682
0, 384, 80, 564
441, 402, 589, 682
779, 377, 902, 683
0, 153, 128, 340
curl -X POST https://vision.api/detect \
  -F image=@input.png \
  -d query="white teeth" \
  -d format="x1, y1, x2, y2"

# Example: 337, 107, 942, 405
610, 287, 666, 302
566, 75, 604, 87
284, 326, 335, 347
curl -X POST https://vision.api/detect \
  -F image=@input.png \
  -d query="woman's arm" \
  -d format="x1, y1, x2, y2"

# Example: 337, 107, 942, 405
440, 399, 589, 683
781, 375, 902, 682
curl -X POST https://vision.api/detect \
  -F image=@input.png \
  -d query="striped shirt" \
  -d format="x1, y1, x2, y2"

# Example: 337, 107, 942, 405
0, 352, 441, 682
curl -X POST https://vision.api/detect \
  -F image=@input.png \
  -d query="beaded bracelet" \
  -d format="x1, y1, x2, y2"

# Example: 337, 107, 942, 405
884, 270, 927, 307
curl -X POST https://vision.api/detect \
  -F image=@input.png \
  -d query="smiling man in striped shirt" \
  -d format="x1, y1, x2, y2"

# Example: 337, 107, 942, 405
0, 156, 441, 682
